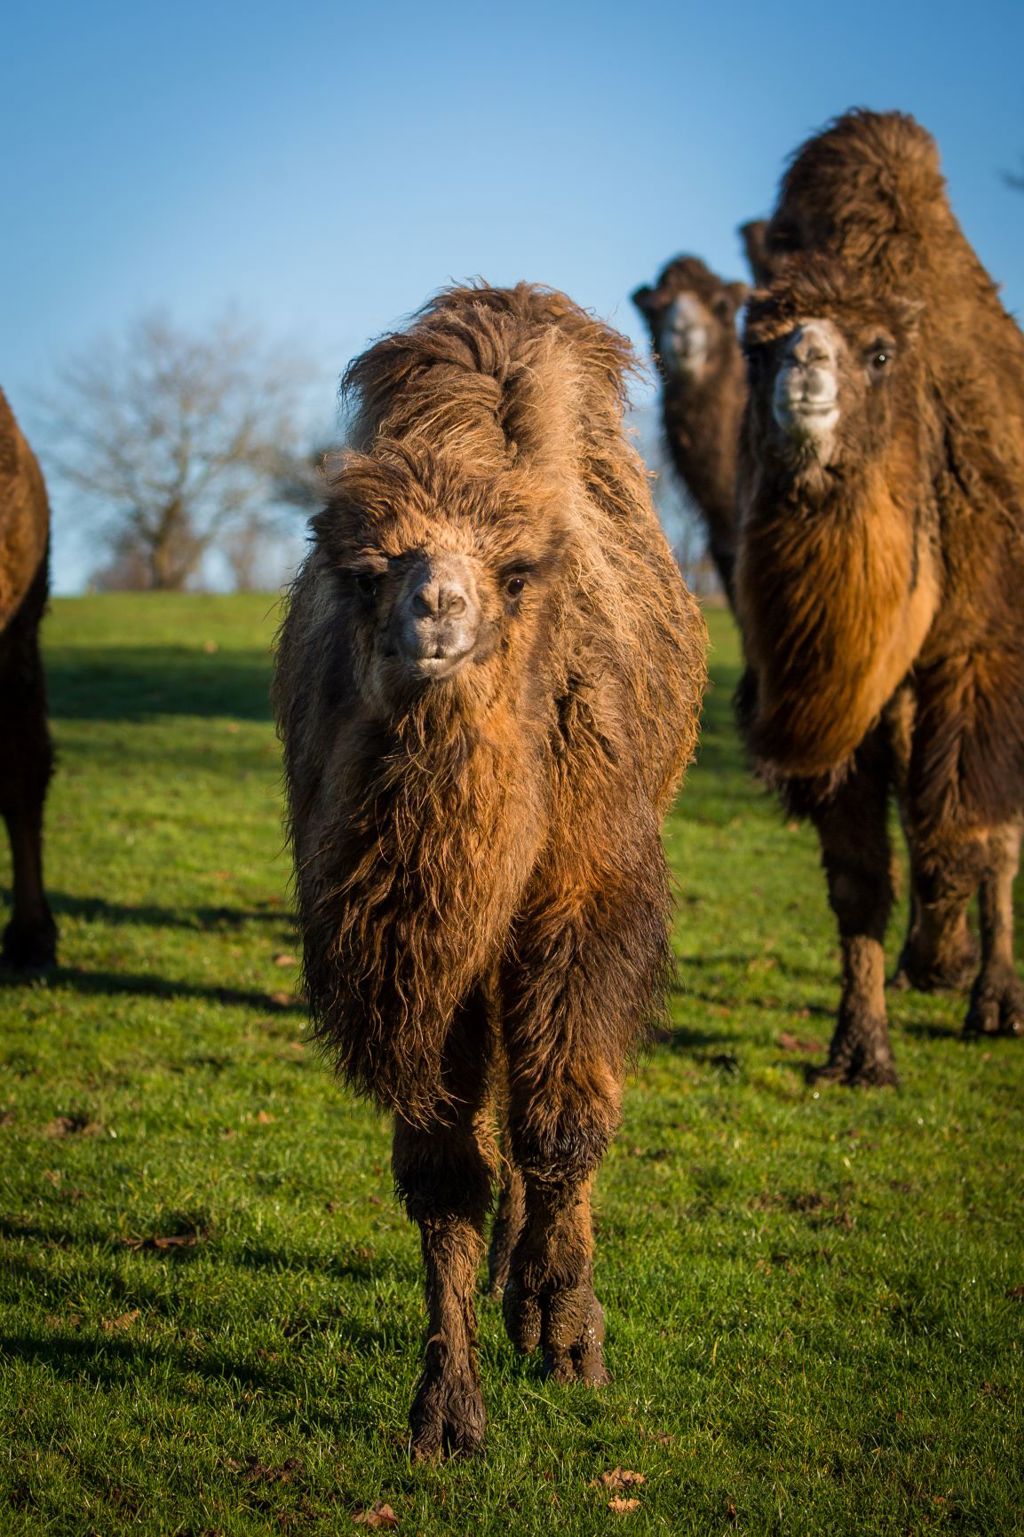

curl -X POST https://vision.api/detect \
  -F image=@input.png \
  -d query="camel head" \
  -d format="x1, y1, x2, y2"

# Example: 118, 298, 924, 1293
743, 258, 924, 479
311, 439, 566, 721
736, 257, 939, 779
633, 256, 747, 385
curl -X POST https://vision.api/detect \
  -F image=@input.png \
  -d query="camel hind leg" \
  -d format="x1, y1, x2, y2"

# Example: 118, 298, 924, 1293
0, 568, 56, 971
965, 820, 1024, 1038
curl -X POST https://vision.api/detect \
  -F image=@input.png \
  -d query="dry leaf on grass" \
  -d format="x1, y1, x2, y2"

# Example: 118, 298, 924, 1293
607, 1497, 640, 1514
777, 1032, 824, 1054
124, 1230, 201, 1252
255, 1110, 276, 1124
274, 953, 297, 967
101, 1309, 140, 1332
44, 1115, 104, 1139
1006, 1284, 1024, 1300
597, 1469, 646, 1491
353, 1504, 399, 1528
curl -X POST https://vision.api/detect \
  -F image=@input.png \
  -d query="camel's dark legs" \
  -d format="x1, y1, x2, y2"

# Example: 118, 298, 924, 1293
487, 1165, 524, 1298
886, 685, 976, 993
498, 856, 665, 1382
808, 734, 898, 1086
391, 994, 495, 1459
0, 570, 56, 971
965, 821, 1024, 1038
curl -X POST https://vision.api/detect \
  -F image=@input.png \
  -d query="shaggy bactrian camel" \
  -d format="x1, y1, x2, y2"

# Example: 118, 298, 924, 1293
0, 389, 56, 970
736, 109, 1024, 1085
275, 283, 706, 1455
632, 255, 749, 601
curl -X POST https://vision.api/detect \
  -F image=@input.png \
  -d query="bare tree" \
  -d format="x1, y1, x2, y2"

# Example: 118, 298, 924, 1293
40, 312, 317, 591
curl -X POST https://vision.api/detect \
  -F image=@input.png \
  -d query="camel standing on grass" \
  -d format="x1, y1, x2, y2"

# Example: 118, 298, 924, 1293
275, 283, 706, 1455
736, 110, 1024, 1085
0, 390, 56, 971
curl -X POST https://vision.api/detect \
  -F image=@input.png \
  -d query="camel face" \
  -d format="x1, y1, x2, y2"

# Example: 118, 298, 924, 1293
770, 319, 843, 457
386, 550, 484, 681
313, 451, 564, 721
660, 293, 713, 381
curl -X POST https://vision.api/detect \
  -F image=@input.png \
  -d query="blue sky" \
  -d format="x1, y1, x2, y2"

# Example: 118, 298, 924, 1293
3, 0, 1023, 590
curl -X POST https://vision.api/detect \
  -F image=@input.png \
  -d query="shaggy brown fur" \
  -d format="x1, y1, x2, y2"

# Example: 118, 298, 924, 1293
275, 282, 705, 1455
736, 110, 1024, 1084
0, 389, 56, 970
632, 256, 748, 601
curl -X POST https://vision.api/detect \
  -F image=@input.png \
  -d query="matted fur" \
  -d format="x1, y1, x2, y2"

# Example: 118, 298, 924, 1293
632, 255, 749, 603
277, 283, 705, 1124
735, 111, 1024, 1081
0, 388, 56, 969
743, 111, 1024, 827
275, 282, 705, 1450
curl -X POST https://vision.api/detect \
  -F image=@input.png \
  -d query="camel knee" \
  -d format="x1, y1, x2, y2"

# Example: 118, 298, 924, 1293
507, 1077, 620, 1187
392, 1122, 494, 1226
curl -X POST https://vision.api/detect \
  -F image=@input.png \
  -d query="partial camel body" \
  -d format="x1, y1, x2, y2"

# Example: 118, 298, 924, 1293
737, 110, 1024, 1085
0, 390, 56, 970
633, 255, 749, 603
275, 283, 706, 1454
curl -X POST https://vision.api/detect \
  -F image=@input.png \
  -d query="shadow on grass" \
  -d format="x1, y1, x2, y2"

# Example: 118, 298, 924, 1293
40, 891, 295, 937
0, 966, 304, 1015
46, 646, 273, 723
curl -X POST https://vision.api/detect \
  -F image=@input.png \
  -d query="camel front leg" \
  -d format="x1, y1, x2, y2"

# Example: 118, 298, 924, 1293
808, 734, 898, 1086
0, 619, 56, 971
391, 994, 496, 1459
499, 858, 666, 1383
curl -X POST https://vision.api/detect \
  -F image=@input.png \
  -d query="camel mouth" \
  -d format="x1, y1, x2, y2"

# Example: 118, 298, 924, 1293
408, 649, 474, 681
773, 400, 840, 438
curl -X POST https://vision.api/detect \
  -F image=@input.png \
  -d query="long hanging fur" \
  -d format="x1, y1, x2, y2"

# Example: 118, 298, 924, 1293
275, 283, 706, 1126
739, 113, 1024, 831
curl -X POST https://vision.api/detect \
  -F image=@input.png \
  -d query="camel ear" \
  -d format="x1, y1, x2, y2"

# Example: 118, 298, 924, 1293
739, 220, 773, 286
727, 281, 750, 310
632, 285, 657, 317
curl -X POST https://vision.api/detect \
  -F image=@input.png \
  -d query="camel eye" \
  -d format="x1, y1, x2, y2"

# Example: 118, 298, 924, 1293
868, 345, 893, 376
355, 572, 380, 599
505, 575, 526, 598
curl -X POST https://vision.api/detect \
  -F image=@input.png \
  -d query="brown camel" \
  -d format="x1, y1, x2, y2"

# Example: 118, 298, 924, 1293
0, 389, 56, 970
275, 282, 706, 1455
632, 256, 749, 601
737, 172, 1024, 1087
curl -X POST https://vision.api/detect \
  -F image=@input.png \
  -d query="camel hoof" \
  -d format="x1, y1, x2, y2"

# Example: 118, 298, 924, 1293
544, 1302, 610, 1386
1, 916, 57, 973
892, 938, 977, 994
964, 970, 1024, 1039
808, 1056, 899, 1089
502, 1277, 542, 1355
409, 1372, 486, 1460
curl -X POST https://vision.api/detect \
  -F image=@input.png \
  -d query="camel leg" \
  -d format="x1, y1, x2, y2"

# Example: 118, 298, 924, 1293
808, 735, 898, 1087
487, 1165, 524, 1298
498, 862, 664, 1384
0, 596, 56, 971
893, 879, 976, 993
391, 993, 495, 1459
886, 685, 975, 993
965, 821, 1024, 1038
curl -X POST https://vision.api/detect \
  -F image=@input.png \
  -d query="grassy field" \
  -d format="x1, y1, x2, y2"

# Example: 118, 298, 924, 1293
1, 595, 1021, 1536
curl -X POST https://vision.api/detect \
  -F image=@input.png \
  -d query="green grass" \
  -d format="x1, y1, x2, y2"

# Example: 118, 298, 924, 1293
1, 596, 1022, 1535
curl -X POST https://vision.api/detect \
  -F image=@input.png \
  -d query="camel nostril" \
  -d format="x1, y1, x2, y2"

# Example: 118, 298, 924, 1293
411, 582, 468, 618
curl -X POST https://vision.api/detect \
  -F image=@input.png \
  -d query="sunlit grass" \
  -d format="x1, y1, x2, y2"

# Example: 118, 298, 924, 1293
0, 597, 1020, 1534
